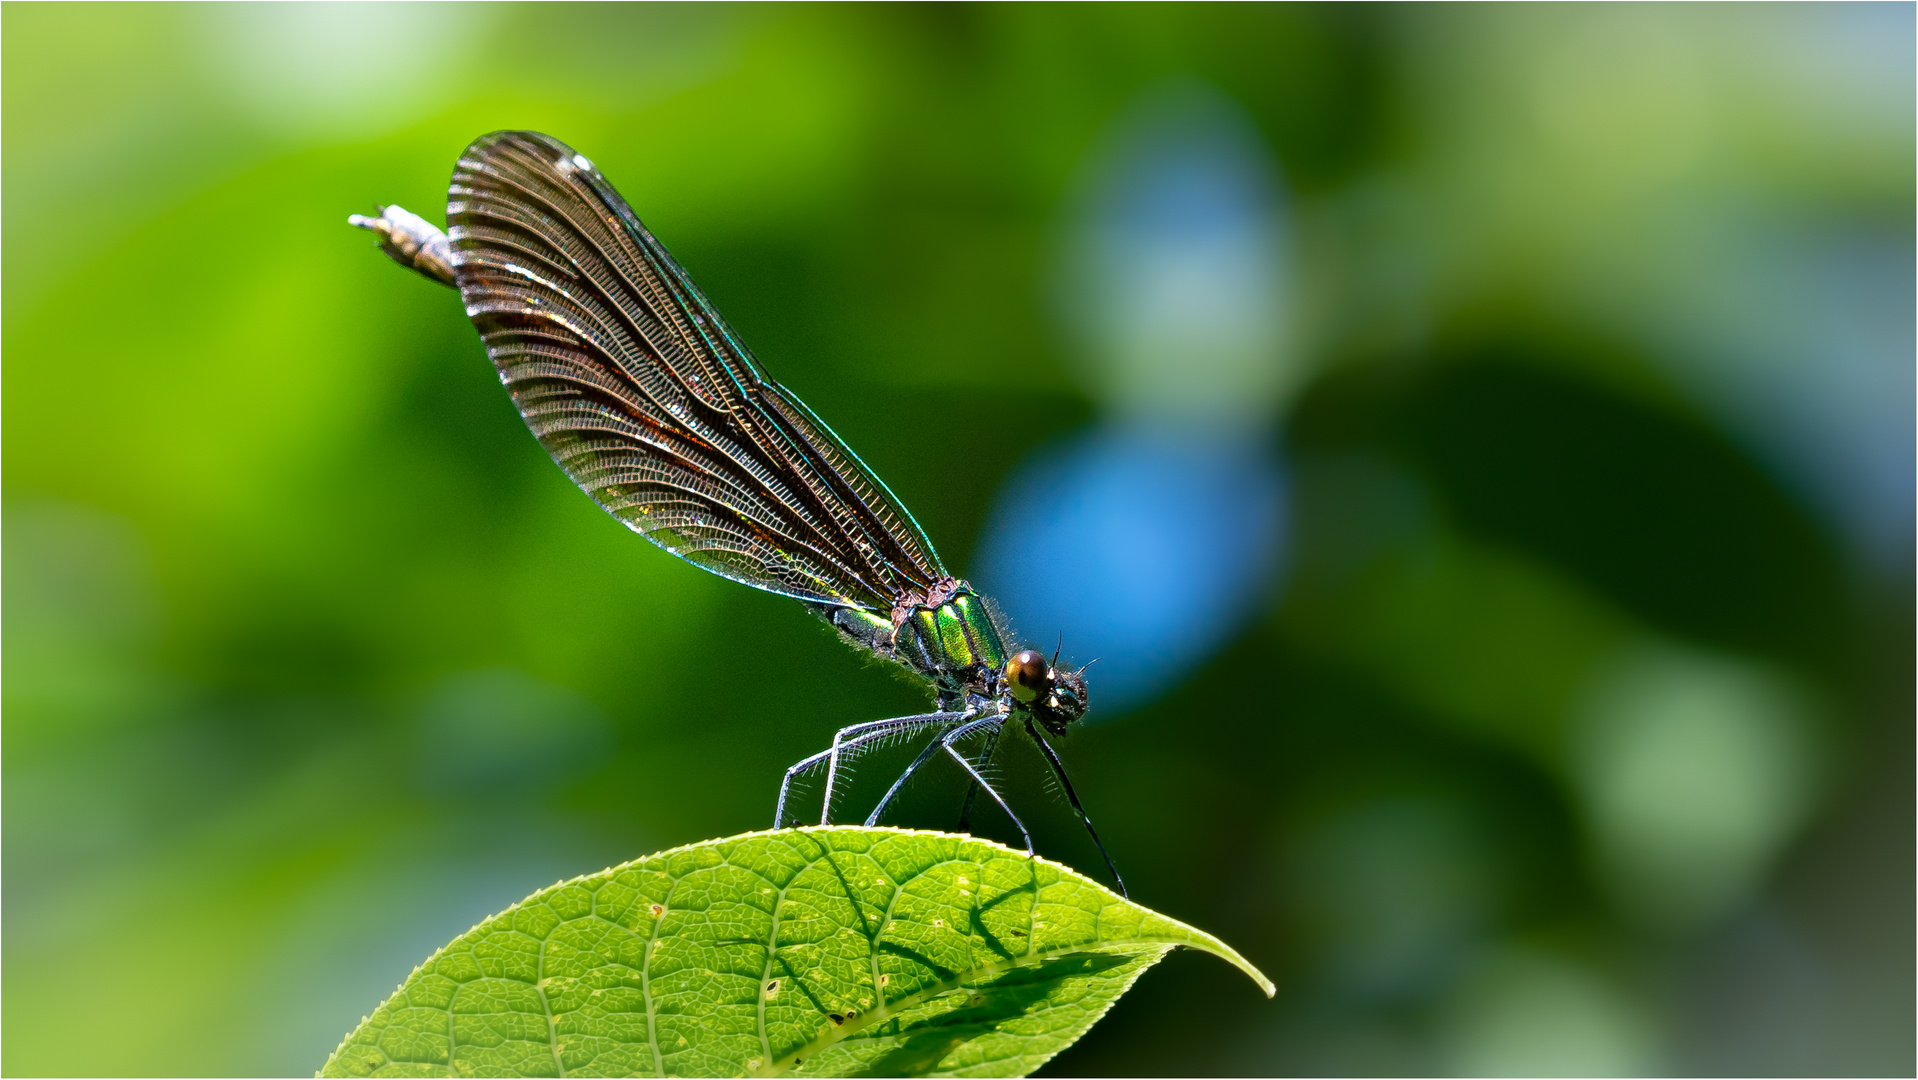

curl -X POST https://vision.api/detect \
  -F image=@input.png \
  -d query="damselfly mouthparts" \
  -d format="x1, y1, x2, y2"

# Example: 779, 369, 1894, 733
352, 131, 1123, 895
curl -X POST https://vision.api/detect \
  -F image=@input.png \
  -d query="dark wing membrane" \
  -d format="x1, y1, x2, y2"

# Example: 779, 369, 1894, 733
445, 131, 947, 611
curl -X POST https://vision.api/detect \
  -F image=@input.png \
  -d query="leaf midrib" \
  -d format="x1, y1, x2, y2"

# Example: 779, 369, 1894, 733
755, 861, 803, 1071
641, 875, 678, 1078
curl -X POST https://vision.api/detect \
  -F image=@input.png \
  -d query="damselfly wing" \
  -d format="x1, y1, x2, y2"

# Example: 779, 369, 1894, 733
352, 131, 1123, 894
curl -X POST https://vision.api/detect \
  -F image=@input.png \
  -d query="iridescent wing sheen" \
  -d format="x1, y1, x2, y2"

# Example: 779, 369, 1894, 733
445, 131, 946, 611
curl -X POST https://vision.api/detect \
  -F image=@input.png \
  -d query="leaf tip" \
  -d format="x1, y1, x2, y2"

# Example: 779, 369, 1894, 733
1177, 940, 1275, 998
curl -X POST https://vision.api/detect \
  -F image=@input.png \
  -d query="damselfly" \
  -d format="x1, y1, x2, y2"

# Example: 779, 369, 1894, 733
352, 131, 1122, 894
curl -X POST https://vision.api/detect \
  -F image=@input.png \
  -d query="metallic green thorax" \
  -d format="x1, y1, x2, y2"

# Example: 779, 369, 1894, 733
807, 581, 1009, 707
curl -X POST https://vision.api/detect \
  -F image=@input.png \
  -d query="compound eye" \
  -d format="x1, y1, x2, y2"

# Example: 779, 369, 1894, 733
1005, 649, 1049, 703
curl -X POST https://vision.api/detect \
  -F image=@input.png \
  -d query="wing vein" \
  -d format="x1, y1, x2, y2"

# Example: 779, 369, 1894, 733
444, 131, 948, 610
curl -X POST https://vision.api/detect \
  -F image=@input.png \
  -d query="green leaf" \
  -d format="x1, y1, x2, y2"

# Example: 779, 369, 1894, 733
320, 826, 1272, 1078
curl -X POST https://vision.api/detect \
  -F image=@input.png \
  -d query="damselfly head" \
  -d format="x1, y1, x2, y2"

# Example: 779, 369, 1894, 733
1005, 649, 1089, 734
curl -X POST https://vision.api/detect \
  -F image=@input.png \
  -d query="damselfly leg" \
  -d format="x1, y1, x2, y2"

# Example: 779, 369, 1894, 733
1023, 716, 1126, 897
861, 727, 958, 830
939, 716, 1032, 855
822, 710, 970, 825
862, 712, 1032, 854
774, 710, 967, 828
955, 724, 1004, 832
863, 711, 1000, 830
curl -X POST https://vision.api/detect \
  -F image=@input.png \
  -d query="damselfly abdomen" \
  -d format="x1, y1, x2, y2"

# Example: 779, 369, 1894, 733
352, 131, 1123, 894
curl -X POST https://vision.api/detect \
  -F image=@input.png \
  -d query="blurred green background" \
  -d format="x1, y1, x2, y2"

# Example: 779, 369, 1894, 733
3, 4, 1911, 1076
